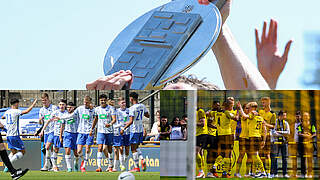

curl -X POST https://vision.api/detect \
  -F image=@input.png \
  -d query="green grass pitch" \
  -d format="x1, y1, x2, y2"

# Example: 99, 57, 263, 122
160, 177, 304, 179
0, 171, 160, 180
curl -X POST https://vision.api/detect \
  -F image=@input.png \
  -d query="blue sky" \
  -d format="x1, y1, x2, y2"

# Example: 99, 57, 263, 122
1, 0, 319, 89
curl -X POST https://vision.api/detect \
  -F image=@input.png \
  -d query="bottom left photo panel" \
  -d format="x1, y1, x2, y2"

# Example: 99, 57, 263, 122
0, 90, 160, 180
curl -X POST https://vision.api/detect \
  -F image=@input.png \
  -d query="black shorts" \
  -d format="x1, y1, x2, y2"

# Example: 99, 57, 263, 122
196, 134, 208, 148
0, 135, 3, 144
205, 135, 218, 149
239, 137, 250, 153
249, 137, 261, 152
218, 134, 233, 151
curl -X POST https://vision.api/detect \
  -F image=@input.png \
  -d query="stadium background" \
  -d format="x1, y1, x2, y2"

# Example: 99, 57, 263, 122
160, 90, 320, 179
0, 90, 160, 173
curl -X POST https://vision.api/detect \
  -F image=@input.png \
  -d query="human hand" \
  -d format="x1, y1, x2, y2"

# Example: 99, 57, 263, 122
198, 0, 210, 5
39, 131, 44, 138
86, 70, 133, 90
89, 130, 93, 137
255, 19, 293, 89
198, 0, 232, 25
120, 129, 124, 135
236, 101, 241, 108
105, 123, 111, 128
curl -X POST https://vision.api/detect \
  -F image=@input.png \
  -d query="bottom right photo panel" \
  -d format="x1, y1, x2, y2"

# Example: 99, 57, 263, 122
160, 90, 320, 179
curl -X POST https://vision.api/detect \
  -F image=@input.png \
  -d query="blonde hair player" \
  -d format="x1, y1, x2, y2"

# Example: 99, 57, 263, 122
258, 97, 276, 178
237, 101, 267, 178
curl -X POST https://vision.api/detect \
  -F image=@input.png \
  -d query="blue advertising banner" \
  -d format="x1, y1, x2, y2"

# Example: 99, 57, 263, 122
0, 140, 159, 172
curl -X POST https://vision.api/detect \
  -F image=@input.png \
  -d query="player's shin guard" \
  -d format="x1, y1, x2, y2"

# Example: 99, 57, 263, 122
97, 152, 102, 168
65, 155, 72, 169
0, 150, 16, 174
51, 152, 57, 168
108, 153, 114, 168
132, 152, 139, 168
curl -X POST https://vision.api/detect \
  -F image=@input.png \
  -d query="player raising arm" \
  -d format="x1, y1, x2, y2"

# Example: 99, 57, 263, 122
121, 92, 150, 172
0, 121, 29, 180
237, 101, 267, 178
213, 99, 239, 178
2, 98, 37, 173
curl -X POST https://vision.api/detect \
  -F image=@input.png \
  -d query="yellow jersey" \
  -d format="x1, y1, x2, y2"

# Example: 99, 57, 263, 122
207, 111, 217, 136
239, 116, 249, 138
218, 110, 234, 136
215, 111, 223, 136
259, 109, 276, 135
196, 108, 208, 136
248, 113, 264, 138
230, 109, 238, 135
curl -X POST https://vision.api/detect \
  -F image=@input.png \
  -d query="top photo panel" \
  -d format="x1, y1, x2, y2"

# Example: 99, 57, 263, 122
2, 0, 320, 90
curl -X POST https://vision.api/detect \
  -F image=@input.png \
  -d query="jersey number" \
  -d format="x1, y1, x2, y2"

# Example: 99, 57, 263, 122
256, 121, 262, 130
6, 114, 13, 124
135, 110, 144, 121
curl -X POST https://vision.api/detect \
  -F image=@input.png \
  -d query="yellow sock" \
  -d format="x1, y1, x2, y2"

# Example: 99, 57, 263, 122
236, 160, 242, 174
265, 157, 271, 174
253, 155, 265, 173
202, 150, 207, 174
223, 158, 231, 173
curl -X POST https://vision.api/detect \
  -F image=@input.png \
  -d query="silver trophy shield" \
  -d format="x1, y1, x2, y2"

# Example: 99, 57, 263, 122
103, 0, 225, 89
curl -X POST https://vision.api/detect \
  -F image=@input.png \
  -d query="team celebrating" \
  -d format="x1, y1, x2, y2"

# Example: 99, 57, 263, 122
196, 97, 317, 178
0, 91, 150, 178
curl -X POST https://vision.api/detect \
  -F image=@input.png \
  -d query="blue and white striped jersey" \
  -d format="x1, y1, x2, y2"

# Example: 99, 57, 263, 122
51, 109, 69, 136
74, 105, 95, 134
129, 103, 148, 134
3, 109, 22, 136
39, 104, 58, 134
114, 108, 130, 136
63, 112, 78, 134
94, 105, 116, 134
